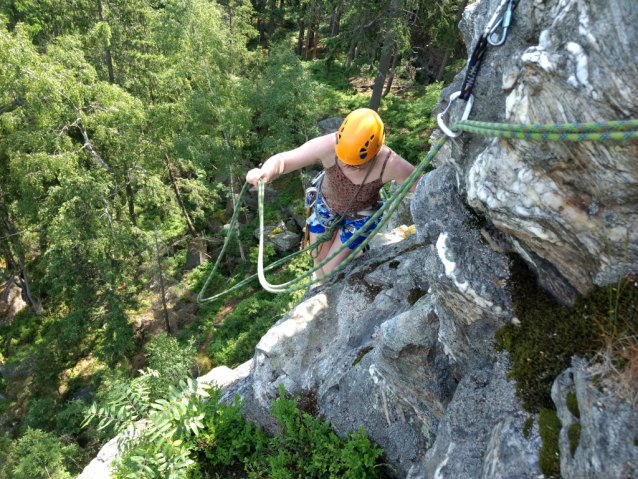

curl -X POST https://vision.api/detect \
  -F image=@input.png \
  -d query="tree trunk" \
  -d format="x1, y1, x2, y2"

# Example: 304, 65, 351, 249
435, 0, 469, 82
297, 20, 305, 55
229, 166, 246, 263
0, 189, 41, 314
333, 0, 343, 36
369, 0, 401, 111
165, 154, 199, 238
97, 0, 115, 83
312, 13, 320, 59
369, 34, 381, 71
268, 0, 276, 39
125, 180, 137, 227
384, 43, 400, 96
304, 0, 315, 59
346, 37, 357, 69
154, 224, 170, 333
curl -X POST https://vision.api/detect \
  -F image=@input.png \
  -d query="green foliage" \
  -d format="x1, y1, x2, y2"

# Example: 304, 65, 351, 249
195, 390, 267, 469
495, 256, 638, 411
247, 384, 383, 478
538, 409, 561, 478
145, 332, 196, 401
24, 397, 57, 431
567, 423, 581, 457
251, 44, 321, 158
83, 372, 212, 478
204, 254, 310, 369
382, 84, 443, 165
56, 399, 89, 437
86, 378, 382, 479
249, 243, 277, 265
11, 428, 82, 479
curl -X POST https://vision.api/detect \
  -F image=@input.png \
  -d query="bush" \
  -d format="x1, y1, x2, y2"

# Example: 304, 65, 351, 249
145, 332, 196, 400
12, 428, 82, 479
246, 385, 384, 478
24, 397, 57, 431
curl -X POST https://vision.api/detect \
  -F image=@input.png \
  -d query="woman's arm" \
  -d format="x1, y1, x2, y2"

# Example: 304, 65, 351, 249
246, 134, 335, 187
382, 148, 421, 192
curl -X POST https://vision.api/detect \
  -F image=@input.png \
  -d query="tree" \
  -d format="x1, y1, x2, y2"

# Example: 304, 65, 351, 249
12, 428, 82, 479
369, 0, 403, 111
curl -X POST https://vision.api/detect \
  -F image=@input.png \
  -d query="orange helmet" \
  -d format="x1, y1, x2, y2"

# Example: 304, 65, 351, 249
334, 108, 385, 166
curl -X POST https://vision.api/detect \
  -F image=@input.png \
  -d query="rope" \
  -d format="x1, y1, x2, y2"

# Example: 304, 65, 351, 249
198, 118, 637, 302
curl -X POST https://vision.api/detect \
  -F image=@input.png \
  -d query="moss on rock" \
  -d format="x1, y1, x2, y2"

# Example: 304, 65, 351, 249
567, 422, 581, 457
538, 408, 562, 478
523, 417, 534, 439
495, 255, 638, 412
566, 391, 580, 419
407, 287, 426, 306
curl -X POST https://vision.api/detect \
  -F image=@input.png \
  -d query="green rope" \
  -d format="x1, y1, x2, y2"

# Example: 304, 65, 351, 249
198, 118, 637, 302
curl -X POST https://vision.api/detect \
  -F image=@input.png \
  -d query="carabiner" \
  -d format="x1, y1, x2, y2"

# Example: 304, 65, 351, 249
436, 91, 474, 138
487, 0, 513, 46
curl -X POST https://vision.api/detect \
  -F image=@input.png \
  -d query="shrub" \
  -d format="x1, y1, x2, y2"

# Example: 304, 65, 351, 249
246, 385, 384, 478
145, 332, 196, 401
12, 428, 82, 479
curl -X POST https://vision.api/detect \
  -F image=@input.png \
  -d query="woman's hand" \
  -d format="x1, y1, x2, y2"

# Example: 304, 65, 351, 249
246, 168, 268, 188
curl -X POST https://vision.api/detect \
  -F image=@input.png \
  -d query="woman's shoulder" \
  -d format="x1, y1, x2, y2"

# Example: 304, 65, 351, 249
380, 146, 415, 183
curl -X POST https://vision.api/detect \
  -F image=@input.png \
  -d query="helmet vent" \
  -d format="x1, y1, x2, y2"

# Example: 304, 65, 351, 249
365, 141, 369, 147
370, 135, 375, 140
359, 148, 366, 152
359, 153, 367, 159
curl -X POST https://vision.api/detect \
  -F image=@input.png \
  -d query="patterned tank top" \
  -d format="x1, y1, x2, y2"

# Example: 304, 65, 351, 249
321, 151, 391, 216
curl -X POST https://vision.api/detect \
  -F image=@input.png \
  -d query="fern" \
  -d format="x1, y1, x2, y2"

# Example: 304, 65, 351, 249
83, 370, 210, 478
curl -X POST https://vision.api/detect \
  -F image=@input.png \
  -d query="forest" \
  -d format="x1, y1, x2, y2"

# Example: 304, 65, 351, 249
0, 0, 470, 476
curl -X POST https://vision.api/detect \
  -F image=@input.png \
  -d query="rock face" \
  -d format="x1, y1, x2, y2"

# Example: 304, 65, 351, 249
552, 358, 638, 479
0, 284, 26, 325
436, 0, 638, 303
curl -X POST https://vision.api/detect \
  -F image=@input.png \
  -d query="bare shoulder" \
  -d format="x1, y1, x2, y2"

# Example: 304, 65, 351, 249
381, 146, 415, 183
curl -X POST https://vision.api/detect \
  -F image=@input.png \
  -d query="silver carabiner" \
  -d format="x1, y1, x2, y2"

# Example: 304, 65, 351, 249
487, 0, 513, 46
436, 91, 474, 138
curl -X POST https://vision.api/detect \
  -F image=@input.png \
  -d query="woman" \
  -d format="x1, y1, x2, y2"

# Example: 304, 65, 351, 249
246, 108, 418, 279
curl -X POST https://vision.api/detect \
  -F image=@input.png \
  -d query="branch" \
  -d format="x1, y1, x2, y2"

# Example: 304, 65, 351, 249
79, 119, 112, 172
0, 229, 47, 242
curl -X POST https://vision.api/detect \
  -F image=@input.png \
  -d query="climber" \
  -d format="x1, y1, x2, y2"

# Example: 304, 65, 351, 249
246, 108, 419, 280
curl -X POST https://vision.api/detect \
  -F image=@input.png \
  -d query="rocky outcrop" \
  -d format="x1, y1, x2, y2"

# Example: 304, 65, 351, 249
0, 283, 26, 325
436, 0, 638, 303
552, 358, 638, 479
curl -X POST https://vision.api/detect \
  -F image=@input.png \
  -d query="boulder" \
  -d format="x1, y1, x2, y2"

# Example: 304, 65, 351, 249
244, 185, 279, 211
317, 117, 343, 135
184, 238, 207, 270
76, 435, 121, 479
412, 165, 513, 370
253, 225, 301, 253
552, 357, 638, 479
0, 284, 26, 325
